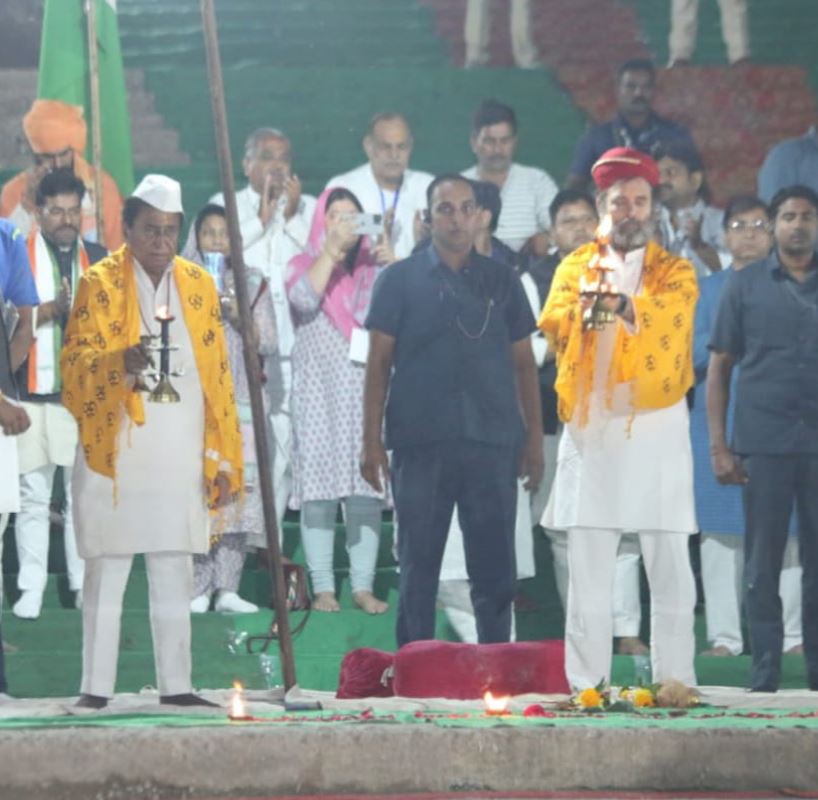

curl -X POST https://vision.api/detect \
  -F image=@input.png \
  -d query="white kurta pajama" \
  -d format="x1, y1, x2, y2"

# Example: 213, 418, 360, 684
545, 246, 698, 689
73, 261, 209, 698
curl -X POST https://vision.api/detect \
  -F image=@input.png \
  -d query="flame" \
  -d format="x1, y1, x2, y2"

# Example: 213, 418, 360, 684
230, 680, 246, 718
597, 215, 613, 240
483, 690, 510, 713
155, 305, 172, 321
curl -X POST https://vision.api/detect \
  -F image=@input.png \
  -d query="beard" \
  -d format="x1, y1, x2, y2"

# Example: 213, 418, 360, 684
610, 217, 655, 252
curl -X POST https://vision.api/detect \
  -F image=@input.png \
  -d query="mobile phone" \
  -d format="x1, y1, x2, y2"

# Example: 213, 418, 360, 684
353, 213, 384, 236
202, 251, 226, 293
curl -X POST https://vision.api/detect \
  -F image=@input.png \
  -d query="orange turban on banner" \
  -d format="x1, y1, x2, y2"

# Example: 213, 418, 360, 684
591, 146, 660, 191
22, 99, 87, 155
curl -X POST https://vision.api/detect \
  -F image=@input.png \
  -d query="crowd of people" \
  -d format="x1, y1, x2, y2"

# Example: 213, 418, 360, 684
1, 53, 817, 706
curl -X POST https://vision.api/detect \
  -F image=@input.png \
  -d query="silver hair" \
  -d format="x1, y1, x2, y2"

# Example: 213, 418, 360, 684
243, 128, 289, 159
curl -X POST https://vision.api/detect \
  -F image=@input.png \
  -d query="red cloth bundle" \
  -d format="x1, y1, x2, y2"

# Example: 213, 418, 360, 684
336, 648, 395, 699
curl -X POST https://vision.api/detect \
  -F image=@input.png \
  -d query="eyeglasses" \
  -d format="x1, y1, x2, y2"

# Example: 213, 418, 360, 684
727, 219, 769, 233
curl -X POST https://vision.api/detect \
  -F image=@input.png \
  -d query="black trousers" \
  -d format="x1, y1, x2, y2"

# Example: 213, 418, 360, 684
391, 440, 518, 647
743, 454, 818, 691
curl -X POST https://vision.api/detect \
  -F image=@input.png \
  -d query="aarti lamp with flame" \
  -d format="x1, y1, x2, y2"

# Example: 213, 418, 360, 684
228, 680, 254, 722
483, 690, 511, 716
579, 215, 620, 331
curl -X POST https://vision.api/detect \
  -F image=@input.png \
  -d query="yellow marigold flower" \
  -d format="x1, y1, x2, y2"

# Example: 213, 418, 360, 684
631, 687, 655, 708
577, 687, 603, 708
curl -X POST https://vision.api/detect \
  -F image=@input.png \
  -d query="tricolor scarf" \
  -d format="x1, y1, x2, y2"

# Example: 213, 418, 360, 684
60, 245, 243, 506
27, 231, 90, 394
538, 240, 699, 427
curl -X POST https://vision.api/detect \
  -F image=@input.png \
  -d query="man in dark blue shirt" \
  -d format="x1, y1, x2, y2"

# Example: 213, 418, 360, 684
362, 174, 544, 646
707, 184, 818, 692
566, 59, 697, 191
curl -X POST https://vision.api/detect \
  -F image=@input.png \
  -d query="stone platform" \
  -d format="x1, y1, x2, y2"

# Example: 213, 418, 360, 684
1, 687, 817, 799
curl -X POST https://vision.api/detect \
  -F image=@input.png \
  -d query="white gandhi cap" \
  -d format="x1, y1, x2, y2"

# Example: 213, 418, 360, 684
130, 174, 184, 214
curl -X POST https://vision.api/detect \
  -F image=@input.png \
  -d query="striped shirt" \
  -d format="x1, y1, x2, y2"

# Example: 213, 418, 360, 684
462, 163, 558, 252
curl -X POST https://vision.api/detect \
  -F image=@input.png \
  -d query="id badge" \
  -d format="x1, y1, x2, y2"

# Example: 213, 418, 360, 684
348, 327, 370, 364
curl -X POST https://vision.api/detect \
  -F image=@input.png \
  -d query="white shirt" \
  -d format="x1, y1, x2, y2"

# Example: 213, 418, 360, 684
660, 200, 730, 279
544, 246, 697, 534
210, 185, 316, 363
72, 260, 210, 558
462, 162, 559, 252
325, 163, 433, 259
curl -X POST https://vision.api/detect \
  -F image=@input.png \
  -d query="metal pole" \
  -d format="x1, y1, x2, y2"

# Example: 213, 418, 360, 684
199, 0, 297, 690
84, 0, 106, 247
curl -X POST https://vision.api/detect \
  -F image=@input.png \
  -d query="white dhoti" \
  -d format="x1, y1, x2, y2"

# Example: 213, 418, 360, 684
16, 401, 84, 594
72, 263, 209, 697
438, 481, 534, 643
545, 246, 698, 689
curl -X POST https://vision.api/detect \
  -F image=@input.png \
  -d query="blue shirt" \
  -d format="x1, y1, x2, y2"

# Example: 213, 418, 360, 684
0, 219, 38, 307
365, 245, 535, 450
758, 127, 818, 204
709, 251, 818, 455
568, 112, 697, 186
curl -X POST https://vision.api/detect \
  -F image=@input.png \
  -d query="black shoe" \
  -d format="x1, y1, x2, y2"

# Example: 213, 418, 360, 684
75, 693, 108, 709
748, 685, 779, 693
159, 693, 220, 708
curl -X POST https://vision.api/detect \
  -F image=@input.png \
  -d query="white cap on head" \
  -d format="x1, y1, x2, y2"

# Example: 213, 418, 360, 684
130, 174, 184, 214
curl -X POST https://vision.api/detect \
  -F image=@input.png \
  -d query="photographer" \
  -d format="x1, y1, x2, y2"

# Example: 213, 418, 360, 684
285, 188, 394, 615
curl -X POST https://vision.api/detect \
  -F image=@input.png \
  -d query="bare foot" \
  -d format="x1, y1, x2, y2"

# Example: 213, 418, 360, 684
616, 636, 650, 656
312, 592, 340, 612
700, 645, 734, 657
786, 644, 804, 655
353, 590, 389, 615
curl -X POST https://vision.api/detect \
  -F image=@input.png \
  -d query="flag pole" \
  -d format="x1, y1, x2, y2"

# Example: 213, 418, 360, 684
199, 0, 298, 691
84, 0, 106, 247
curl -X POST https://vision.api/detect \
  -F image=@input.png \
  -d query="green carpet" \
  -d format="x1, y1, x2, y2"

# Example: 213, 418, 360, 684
2, 705, 818, 731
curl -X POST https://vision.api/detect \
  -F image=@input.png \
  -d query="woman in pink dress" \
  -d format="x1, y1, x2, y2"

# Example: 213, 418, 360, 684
286, 188, 394, 613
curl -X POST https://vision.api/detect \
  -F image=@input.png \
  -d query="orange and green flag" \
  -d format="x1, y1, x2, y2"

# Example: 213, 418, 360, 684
36, 0, 134, 194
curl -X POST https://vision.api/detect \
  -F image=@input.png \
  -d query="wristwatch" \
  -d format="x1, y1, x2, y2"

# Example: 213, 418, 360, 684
615, 293, 628, 316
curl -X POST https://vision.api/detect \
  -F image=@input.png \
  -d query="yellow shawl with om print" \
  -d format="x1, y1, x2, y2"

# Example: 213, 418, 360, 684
538, 240, 699, 427
60, 245, 243, 505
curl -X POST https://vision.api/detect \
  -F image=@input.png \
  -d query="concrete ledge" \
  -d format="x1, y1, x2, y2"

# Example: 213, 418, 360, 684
1, 724, 817, 798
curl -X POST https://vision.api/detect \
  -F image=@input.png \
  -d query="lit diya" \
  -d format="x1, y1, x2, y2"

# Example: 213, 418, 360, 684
228, 681, 254, 722
483, 690, 511, 716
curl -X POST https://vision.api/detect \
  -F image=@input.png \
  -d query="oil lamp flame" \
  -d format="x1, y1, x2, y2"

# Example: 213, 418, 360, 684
155, 304, 173, 321
483, 690, 511, 715
230, 680, 247, 719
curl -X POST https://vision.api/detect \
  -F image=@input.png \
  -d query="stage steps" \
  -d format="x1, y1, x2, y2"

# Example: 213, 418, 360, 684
420, 0, 818, 204
2, 514, 812, 697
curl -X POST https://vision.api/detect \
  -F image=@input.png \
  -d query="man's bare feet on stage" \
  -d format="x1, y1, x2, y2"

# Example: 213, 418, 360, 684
353, 590, 389, 615
616, 636, 650, 656
313, 592, 341, 612
700, 645, 734, 657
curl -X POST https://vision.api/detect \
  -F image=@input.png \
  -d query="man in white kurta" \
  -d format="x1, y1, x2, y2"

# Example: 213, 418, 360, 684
210, 128, 316, 539
62, 175, 242, 709
540, 148, 698, 690
325, 113, 433, 260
